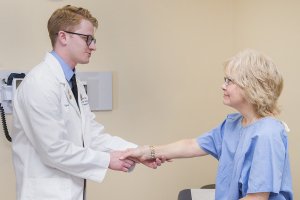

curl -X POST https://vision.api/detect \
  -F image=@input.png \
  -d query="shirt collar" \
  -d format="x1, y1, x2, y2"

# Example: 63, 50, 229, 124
50, 50, 75, 82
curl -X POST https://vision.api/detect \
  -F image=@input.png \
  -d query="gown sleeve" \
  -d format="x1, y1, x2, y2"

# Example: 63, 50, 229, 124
196, 118, 226, 160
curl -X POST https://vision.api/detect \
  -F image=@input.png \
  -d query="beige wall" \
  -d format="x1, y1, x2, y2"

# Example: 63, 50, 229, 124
0, 0, 297, 199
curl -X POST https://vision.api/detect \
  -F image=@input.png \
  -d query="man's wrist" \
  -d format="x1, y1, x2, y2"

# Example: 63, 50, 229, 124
99, 152, 111, 169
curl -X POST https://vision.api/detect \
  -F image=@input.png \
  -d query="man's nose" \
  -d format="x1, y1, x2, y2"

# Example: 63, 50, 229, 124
89, 41, 96, 51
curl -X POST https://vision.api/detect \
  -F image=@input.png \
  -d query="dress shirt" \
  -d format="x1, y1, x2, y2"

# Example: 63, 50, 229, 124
50, 50, 76, 89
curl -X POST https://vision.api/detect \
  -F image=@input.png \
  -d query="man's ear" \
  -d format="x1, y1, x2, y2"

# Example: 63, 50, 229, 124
57, 31, 68, 46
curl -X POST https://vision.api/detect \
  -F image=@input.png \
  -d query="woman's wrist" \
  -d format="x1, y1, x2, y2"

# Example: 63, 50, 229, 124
145, 145, 156, 159
139, 146, 152, 160
149, 145, 155, 159
140, 145, 159, 160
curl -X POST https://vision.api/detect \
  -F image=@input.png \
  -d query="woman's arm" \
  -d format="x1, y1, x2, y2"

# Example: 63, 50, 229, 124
240, 193, 270, 200
154, 138, 208, 159
120, 138, 208, 161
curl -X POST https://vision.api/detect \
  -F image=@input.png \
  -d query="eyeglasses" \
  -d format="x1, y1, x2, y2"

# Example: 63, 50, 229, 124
224, 77, 234, 86
55, 31, 96, 46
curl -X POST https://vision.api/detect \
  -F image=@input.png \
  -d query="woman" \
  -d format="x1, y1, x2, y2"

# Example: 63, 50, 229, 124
120, 49, 293, 200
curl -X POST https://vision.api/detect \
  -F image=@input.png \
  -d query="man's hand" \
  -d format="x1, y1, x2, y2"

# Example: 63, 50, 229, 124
141, 157, 167, 169
109, 151, 136, 172
120, 146, 172, 169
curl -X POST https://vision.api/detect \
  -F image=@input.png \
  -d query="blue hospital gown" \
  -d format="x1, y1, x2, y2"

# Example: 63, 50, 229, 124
197, 113, 293, 200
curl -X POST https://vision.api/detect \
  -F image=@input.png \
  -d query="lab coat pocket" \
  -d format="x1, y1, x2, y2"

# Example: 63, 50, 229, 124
81, 96, 90, 115
28, 178, 71, 200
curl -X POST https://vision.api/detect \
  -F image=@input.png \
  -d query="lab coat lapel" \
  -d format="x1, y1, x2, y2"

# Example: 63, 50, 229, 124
77, 80, 91, 147
44, 52, 81, 116
44, 52, 66, 84
64, 83, 81, 116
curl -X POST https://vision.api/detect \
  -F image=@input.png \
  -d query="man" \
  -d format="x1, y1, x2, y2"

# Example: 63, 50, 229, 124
11, 5, 163, 200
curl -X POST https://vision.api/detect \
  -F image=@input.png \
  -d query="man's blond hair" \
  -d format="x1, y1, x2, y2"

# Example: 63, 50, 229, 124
47, 5, 98, 47
224, 49, 284, 117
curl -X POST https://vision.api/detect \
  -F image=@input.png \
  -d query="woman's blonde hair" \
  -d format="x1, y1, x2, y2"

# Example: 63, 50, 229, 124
223, 49, 284, 117
47, 5, 98, 47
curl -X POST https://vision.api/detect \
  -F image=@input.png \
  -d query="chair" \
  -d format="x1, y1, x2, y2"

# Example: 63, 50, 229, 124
178, 189, 192, 200
178, 184, 215, 200
200, 184, 215, 189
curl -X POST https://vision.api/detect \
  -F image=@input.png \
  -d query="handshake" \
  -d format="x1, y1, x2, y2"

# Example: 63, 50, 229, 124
108, 146, 172, 172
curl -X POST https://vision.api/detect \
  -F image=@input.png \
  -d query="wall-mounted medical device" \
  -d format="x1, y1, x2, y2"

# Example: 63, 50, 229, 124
0, 70, 113, 142
0, 71, 27, 142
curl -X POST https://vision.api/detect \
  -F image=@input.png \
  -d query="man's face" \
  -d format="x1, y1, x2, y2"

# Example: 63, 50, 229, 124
67, 19, 96, 66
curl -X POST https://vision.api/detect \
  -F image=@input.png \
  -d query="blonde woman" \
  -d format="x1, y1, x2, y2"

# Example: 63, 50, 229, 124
120, 49, 293, 200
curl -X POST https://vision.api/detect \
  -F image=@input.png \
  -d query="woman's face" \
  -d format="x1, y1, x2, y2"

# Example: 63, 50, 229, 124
221, 77, 247, 109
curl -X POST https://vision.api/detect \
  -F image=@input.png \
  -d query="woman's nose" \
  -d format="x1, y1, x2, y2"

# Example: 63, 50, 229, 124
221, 82, 226, 91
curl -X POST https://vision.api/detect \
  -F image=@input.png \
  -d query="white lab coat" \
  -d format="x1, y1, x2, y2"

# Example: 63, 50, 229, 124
11, 52, 138, 200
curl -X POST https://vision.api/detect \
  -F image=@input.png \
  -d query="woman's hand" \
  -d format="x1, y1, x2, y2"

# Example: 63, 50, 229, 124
120, 146, 149, 162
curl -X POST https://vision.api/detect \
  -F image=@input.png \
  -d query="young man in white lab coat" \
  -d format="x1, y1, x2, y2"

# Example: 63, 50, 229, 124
11, 5, 163, 200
